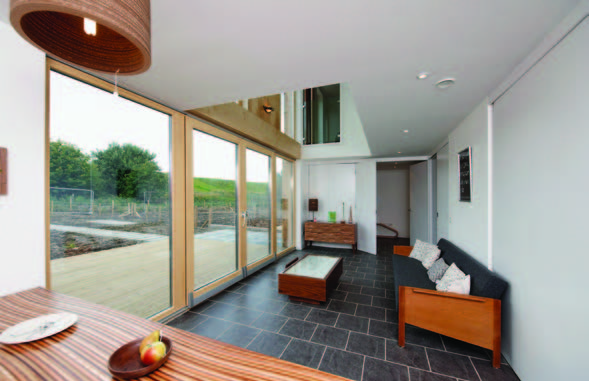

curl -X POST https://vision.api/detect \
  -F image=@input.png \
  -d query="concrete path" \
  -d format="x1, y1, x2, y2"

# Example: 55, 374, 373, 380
50, 224, 271, 245
50, 224, 167, 242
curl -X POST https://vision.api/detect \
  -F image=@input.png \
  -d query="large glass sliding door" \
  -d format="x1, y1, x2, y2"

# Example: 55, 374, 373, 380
49, 70, 174, 318
188, 120, 278, 300
245, 149, 271, 265
192, 130, 238, 290
48, 60, 297, 320
276, 157, 295, 255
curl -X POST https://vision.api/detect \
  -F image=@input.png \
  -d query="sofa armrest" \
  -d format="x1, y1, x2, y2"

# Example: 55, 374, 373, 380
398, 286, 501, 368
393, 245, 413, 256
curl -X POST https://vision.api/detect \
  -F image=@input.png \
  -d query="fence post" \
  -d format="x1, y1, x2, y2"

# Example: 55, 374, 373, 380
112, 199, 114, 217
70, 194, 73, 211
194, 206, 198, 225
208, 207, 213, 227
98, 203, 101, 217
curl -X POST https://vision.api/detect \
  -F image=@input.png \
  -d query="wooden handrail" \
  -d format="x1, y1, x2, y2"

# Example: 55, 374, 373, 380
377, 223, 399, 238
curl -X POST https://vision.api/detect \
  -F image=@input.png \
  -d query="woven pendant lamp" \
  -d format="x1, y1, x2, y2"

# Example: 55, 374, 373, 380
10, 0, 151, 75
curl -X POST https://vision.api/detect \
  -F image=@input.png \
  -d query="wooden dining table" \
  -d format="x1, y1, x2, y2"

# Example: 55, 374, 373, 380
0, 288, 348, 380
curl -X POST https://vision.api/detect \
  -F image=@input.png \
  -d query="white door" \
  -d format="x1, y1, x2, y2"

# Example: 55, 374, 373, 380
409, 161, 430, 245
436, 144, 450, 241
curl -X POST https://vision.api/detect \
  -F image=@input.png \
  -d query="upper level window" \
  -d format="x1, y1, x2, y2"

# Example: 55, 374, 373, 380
303, 84, 340, 145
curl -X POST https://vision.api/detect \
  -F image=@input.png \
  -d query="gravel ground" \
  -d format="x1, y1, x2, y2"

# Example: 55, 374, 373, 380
50, 231, 139, 260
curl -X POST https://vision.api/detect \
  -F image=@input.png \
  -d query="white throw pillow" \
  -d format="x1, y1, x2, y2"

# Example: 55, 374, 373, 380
409, 239, 436, 260
421, 246, 441, 270
446, 275, 471, 295
409, 239, 440, 270
436, 263, 467, 292
409, 239, 427, 261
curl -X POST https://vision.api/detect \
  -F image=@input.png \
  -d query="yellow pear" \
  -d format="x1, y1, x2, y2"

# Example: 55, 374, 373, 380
139, 330, 161, 355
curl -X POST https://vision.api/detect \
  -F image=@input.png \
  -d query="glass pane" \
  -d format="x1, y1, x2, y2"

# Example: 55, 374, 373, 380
303, 84, 340, 145
192, 130, 238, 290
246, 149, 271, 265
276, 158, 294, 252
49, 71, 171, 318
284, 255, 339, 279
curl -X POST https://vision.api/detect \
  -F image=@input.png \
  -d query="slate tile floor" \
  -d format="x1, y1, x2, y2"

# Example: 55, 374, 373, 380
168, 247, 520, 381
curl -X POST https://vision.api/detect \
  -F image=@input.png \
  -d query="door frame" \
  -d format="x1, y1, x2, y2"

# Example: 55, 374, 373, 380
242, 143, 276, 272
185, 119, 280, 304
46, 59, 187, 322
275, 155, 297, 258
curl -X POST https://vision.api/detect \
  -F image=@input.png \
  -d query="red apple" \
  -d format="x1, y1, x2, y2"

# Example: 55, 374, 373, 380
140, 341, 166, 365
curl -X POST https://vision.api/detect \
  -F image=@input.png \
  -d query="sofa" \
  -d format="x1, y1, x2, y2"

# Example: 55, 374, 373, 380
392, 238, 508, 368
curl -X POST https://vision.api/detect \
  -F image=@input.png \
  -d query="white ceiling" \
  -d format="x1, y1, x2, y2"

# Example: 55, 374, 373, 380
1, 0, 581, 156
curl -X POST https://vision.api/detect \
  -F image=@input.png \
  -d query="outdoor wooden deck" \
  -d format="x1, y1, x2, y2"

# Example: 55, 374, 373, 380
51, 237, 268, 318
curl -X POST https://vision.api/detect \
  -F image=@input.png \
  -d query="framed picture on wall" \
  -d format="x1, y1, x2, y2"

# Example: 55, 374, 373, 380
458, 147, 472, 202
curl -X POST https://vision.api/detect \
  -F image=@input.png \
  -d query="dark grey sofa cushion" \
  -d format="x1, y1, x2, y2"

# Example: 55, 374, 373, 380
392, 254, 436, 307
437, 239, 507, 300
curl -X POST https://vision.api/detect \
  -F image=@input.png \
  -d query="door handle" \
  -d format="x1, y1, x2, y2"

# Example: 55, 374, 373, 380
241, 211, 248, 227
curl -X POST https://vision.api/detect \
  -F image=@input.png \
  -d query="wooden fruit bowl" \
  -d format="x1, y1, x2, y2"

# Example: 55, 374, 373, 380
108, 337, 172, 379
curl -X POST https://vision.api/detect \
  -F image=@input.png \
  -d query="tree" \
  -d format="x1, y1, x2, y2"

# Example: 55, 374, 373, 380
92, 143, 167, 199
49, 141, 91, 189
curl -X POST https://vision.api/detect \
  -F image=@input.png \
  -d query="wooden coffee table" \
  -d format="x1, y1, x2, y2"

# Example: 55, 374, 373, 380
278, 254, 343, 304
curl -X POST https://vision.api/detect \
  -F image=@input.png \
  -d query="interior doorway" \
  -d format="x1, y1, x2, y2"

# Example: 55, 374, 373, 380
376, 162, 415, 252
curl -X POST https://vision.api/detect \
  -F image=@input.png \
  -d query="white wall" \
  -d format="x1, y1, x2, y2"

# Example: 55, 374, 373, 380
307, 163, 356, 223
376, 169, 409, 237
409, 161, 430, 245
304, 163, 356, 249
302, 83, 371, 160
355, 161, 376, 254
492, 15, 589, 381
0, 22, 46, 296
447, 101, 489, 266
436, 144, 449, 242
300, 160, 378, 255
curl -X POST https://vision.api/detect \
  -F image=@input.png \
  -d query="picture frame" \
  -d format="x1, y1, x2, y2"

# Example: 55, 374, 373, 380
328, 211, 336, 223
458, 147, 472, 202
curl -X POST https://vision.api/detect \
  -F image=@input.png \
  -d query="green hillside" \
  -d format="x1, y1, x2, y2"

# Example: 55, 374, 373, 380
193, 178, 269, 207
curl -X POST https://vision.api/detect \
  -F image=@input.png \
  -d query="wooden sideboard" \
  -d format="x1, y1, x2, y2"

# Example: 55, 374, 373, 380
304, 221, 357, 253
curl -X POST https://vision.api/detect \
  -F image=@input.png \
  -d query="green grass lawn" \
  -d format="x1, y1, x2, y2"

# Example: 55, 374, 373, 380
193, 178, 269, 208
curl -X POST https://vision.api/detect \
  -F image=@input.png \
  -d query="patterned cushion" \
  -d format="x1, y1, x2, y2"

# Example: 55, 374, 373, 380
421, 246, 441, 270
447, 275, 471, 295
436, 263, 467, 292
427, 258, 449, 283
410, 239, 440, 270
409, 239, 435, 260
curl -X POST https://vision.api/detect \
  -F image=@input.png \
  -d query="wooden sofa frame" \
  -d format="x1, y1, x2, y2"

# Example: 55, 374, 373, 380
394, 246, 502, 368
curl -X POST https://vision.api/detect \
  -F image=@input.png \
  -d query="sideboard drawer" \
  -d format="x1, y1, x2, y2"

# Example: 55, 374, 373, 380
304, 222, 357, 252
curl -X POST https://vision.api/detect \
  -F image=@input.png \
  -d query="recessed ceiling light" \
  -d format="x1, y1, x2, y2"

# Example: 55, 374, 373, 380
417, 72, 430, 80
435, 78, 456, 89
397, 152, 402, 154
403, 129, 409, 133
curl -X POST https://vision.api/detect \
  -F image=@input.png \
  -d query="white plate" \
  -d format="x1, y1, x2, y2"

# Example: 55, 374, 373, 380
0, 313, 78, 344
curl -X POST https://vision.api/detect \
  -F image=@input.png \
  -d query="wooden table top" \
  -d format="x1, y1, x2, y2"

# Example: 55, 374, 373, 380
0, 288, 349, 380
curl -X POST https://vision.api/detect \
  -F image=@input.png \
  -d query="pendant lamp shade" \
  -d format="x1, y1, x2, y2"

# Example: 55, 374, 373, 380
10, 0, 151, 75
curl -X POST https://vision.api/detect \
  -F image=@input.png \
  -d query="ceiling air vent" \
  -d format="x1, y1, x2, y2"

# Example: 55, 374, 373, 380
435, 78, 456, 89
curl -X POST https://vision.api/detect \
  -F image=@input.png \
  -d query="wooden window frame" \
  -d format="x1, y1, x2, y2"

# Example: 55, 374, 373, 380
45, 58, 186, 321
275, 155, 296, 258
46, 58, 299, 318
